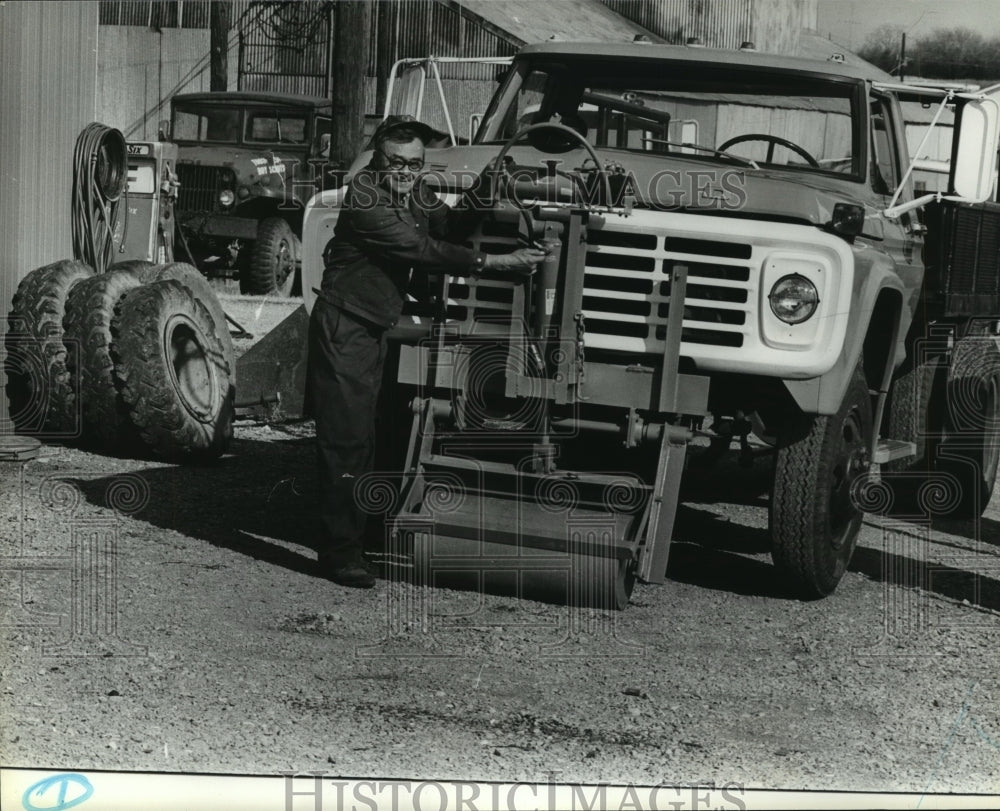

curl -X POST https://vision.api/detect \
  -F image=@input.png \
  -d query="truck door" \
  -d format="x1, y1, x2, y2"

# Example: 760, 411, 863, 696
871, 91, 924, 297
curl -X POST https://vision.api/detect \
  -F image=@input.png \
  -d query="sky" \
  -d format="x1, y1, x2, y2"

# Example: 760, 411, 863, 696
816, 0, 1000, 49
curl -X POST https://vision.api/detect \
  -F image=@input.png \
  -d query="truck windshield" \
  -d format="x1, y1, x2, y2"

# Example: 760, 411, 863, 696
478, 59, 861, 177
173, 107, 242, 143
245, 111, 309, 144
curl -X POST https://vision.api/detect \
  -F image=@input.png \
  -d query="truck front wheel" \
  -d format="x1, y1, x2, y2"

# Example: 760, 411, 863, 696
769, 367, 872, 598
241, 217, 299, 296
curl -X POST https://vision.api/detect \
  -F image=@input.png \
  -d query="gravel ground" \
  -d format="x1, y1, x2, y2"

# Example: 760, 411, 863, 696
1, 294, 999, 797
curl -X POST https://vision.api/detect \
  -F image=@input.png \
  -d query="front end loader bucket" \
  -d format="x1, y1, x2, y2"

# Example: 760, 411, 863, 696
234, 304, 310, 419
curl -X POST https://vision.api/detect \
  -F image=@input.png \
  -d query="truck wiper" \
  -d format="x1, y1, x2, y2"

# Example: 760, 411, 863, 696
640, 138, 759, 169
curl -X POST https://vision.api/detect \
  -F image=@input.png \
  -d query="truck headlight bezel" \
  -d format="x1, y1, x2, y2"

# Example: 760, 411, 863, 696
768, 274, 820, 325
218, 189, 235, 207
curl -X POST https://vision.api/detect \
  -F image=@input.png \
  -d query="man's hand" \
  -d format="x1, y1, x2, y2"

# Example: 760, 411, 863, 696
484, 247, 548, 274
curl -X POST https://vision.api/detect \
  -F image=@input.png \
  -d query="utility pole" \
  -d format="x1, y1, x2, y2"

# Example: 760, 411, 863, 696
900, 32, 906, 82
210, 0, 232, 91
330, 0, 373, 167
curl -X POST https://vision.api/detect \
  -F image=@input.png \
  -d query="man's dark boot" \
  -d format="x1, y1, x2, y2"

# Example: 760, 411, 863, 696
319, 550, 376, 589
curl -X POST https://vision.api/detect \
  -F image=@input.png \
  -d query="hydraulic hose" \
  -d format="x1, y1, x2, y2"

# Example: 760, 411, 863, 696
72, 122, 129, 273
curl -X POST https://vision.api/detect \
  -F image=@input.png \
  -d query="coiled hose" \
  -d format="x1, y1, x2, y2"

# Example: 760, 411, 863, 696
72, 122, 129, 274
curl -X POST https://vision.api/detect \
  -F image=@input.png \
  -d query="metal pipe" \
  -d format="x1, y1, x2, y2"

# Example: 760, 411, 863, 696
428, 58, 456, 145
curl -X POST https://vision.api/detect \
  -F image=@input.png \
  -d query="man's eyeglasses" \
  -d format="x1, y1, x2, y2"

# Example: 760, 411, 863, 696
378, 149, 424, 173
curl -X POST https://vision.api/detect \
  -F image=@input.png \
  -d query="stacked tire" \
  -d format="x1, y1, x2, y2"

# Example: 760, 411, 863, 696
4, 260, 234, 463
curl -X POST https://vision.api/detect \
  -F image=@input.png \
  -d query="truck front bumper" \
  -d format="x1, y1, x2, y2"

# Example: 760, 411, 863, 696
177, 212, 259, 241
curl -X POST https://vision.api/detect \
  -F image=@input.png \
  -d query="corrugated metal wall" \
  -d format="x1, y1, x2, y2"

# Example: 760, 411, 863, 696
0, 2, 99, 410
238, 1, 332, 96
372, 0, 518, 135
97, 27, 217, 140
99, 0, 213, 28
600, 0, 817, 53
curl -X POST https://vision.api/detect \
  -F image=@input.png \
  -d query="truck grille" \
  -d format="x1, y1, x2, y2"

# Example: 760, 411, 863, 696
582, 228, 753, 353
438, 221, 756, 354
448, 222, 755, 352
418, 211, 850, 378
175, 164, 224, 212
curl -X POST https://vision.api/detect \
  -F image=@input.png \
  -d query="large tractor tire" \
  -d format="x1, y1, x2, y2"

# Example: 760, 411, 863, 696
146, 262, 235, 380
241, 217, 299, 297
111, 279, 234, 462
62, 266, 147, 451
770, 367, 873, 598
4, 259, 94, 435
937, 334, 1000, 518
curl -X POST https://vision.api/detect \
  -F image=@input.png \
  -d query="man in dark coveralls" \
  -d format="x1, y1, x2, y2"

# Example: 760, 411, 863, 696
308, 116, 547, 588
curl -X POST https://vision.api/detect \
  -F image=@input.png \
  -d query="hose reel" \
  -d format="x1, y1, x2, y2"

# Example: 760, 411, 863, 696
72, 122, 129, 273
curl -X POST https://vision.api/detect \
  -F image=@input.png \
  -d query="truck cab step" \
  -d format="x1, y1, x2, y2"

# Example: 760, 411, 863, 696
873, 438, 916, 465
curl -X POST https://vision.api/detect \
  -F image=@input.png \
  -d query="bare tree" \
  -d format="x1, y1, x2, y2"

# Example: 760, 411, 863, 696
857, 23, 906, 74
859, 24, 1000, 80
914, 28, 994, 79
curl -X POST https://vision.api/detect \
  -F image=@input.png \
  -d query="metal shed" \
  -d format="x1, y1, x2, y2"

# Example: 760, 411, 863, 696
0, 0, 99, 424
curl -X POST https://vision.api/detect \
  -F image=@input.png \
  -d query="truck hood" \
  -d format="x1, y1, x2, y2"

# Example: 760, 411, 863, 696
175, 145, 304, 189
417, 144, 872, 231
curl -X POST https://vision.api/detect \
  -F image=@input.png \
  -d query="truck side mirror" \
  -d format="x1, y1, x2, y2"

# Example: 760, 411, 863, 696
952, 95, 1000, 201
158, 119, 171, 141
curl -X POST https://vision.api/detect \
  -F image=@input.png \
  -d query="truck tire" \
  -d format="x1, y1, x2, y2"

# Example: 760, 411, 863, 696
938, 335, 1000, 518
4, 259, 94, 435
111, 279, 234, 462
241, 217, 299, 296
885, 355, 947, 472
62, 267, 146, 451
770, 366, 872, 598
146, 262, 236, 383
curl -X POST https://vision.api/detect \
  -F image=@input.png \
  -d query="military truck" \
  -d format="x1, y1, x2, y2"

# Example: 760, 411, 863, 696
166, 91, 340, 296
279, 44, 1000, 606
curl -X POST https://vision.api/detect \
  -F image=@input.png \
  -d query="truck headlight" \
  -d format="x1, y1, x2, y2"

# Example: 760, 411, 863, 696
768, 274, 819, 324
218, 189, 235, 207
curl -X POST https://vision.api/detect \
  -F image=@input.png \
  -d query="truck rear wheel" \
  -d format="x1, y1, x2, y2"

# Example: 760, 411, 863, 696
111, 279, 234, 462
885, 354, 947, 472
241, 217, 299, 297
63, 267, 146, 451
770, 367, 872, 598
938, 335, 1000, 518
4, 260, 94, 435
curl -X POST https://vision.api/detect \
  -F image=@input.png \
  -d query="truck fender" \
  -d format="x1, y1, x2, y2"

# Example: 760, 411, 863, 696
301, 186, 348, 314
781, 254, 906, 417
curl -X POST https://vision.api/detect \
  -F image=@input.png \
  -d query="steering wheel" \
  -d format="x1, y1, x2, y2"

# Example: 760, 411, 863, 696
489, 122, 612, 209
717, 134, 819, 168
